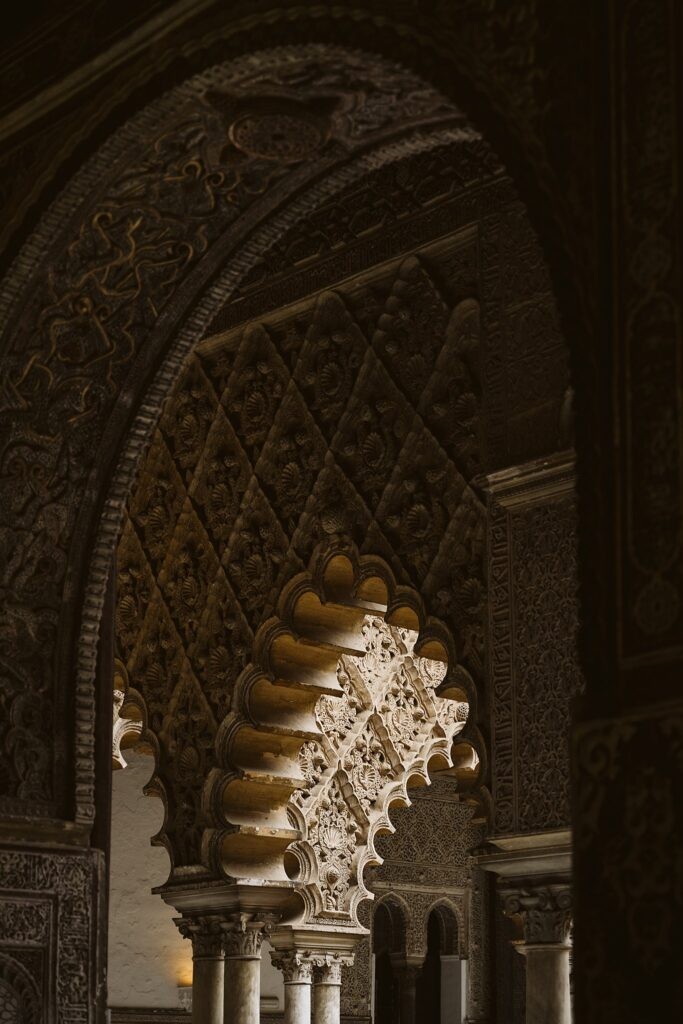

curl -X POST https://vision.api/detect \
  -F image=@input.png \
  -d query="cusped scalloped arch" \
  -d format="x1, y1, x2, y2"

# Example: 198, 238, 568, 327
202, 540, 488, 927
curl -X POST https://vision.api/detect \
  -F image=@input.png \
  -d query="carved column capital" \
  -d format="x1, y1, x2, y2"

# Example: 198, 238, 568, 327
221, 912, 271, 959
502, 883, 572, 946
270, 950, 314, 984
174, 914, 225, 959
311, 952, 354, 985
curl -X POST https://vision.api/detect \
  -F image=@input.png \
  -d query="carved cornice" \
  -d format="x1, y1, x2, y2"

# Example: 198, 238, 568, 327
501, 882, 572, 947
481, 450, 576, 509
477, 830, 572, 879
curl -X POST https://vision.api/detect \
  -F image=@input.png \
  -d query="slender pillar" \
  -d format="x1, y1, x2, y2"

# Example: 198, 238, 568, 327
466, 863, 492, 1023
517, 944, 571, 1024
389, 955, 422, 1024
502, 884, 572, 1024
271, 951, 314, 1024
175, 916, 224, 1024
223, 914, 266, 1024
440, 954, 463, 1023
312, 955, 352, 1024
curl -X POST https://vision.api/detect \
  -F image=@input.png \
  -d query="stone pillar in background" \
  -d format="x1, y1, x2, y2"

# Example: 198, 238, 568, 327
176, 916, 225, 1024
466, 863, 492, 1023
440, 954, 463, 1023
312, 955, 353, 1024
389, 954, 423, 1024
271, 951, 313, 1024
222, 914, 267, 1024
502, 884, 572, 1024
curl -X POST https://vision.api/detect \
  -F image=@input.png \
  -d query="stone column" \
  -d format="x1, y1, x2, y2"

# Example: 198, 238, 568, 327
502, 884, 572, 1024
466, 863, 492, 1023
440, 954, 463, 1023
222, 914, 266, 1024
175, 916, 224, 1024
389, 955, 422, 1024
312, 954, 353, 1024
271, 951, 314, 1024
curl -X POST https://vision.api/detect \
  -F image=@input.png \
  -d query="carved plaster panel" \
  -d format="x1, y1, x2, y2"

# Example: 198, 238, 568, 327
488, 461, 583, 835
287, 617, 470, 926
116, 249, 488, 871
0, 847, 104, 1022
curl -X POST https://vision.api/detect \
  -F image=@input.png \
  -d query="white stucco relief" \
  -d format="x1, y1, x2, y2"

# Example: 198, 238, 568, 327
288, 616, 470, 927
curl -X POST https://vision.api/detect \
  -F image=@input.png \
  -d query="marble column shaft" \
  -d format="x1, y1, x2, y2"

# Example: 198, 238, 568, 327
313, 957, 350, 1024
223, 916, 266, 1024
518, 945, 571, 1024
389, 955, 422, 1024
271, 951, 314, 1024
502, 884, 572, 1024
175, 916, 224, 1024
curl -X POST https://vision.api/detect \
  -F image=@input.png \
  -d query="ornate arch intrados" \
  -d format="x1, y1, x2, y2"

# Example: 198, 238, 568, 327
373, 893, 409, 955
425, 899, 462, 957
200, 541, 486, 930
0, 44, 489, 825
0, 43, 566, 869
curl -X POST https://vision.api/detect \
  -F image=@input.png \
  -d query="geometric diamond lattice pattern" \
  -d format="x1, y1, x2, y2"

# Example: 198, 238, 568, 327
116, 252, 485, 870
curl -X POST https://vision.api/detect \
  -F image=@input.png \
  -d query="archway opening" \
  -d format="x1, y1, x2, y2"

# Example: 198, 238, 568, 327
0, 39, 567, 1024
416, 905, 464, 1024
372, 898, 406, 1024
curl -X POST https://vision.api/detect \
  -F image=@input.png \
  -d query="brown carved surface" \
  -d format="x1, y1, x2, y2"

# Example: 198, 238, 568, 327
0, 847, 104, 1021
0, 48, 466, 825
116, 248, 488, 869
0, 43, 566, 846
573, 703, 683, 1019
0, 4, 681, 1024
489, 486, 583, 835
616, 0, 683, 661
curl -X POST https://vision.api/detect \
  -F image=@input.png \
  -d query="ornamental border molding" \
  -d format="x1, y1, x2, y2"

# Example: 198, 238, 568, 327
481, 449, 576, 509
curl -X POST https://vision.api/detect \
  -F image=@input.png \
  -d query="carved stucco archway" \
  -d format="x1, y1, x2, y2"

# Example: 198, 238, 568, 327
0, 42, 574, 1023
0, 44, 566, 840
198, 542, 486, 929
0, 46, 478, 827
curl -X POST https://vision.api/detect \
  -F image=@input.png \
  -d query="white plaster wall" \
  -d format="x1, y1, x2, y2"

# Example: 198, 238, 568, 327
261, 940, 284, 1010
108, 748, 284, 1011
108, 750, 190, 1007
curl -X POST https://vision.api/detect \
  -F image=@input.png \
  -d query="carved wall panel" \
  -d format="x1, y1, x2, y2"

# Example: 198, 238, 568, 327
617, 0, 683, 662
0, 847, 104, 1022
288, 618, 470, 927
0, 47, 474, 826
488, 460, 583, 836
573, 703, 683, 1020
341, 778, 486, 1019
116, 248, 491, 870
